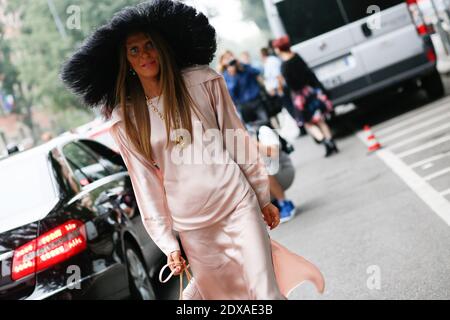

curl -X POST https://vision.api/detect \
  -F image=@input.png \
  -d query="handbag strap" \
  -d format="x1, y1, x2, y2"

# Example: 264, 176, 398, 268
159, 262, 192, 300
179, 267, 192, 300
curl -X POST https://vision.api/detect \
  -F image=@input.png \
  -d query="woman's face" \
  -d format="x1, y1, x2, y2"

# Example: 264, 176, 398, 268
126, 32, 160, 79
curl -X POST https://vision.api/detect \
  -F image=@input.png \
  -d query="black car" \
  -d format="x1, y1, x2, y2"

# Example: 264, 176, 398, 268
0, 134, 178, 300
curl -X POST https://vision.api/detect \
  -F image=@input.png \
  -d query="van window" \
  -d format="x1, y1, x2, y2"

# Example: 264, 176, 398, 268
340, 0, 404, 23
275, 0, 346, 44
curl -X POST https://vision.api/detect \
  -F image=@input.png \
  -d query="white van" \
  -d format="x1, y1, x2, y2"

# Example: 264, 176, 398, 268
263, 0, 445, 105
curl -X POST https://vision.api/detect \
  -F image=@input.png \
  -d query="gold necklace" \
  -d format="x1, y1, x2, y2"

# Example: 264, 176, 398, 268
145, 96, 186, 148
146, 96, 164, 121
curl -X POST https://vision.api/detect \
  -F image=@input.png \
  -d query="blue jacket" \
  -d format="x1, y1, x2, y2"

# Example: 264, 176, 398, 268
223, 64, 261, 105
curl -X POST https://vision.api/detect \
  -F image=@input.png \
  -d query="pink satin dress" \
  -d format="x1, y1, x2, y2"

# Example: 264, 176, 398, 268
109, 65, 325, 299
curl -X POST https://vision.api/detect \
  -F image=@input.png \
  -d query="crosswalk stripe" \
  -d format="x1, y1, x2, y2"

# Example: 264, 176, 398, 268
375, 102, 450, 137
397, 135, 450, 158
424, 167, 450, 181
380, 114, 450, 143
377, 149, 450, 226
410, 151, 450, 168
388, 123, 450, 150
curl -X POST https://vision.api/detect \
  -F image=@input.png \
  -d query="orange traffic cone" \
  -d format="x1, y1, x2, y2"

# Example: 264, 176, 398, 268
364, 125, 382, 152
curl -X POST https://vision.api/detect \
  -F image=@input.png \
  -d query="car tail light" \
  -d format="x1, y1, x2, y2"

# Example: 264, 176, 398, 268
426, 47, 437, 62
406, 0, 432, 35
12, 220, 87, 281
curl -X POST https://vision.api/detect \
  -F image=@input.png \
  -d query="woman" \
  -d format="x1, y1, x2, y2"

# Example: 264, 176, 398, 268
272, 36, 339, 157
61, 0, 324, 299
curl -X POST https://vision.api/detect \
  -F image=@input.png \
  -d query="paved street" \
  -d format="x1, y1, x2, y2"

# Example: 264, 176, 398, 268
272, 85, 450, 300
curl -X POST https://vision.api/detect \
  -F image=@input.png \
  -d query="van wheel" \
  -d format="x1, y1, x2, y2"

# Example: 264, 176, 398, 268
422, 69, 445, 100
125, 241, 156, 300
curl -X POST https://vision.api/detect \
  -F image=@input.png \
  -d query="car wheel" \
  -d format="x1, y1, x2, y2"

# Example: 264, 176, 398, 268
422, 69, 445, 100
125, 241, 156, 300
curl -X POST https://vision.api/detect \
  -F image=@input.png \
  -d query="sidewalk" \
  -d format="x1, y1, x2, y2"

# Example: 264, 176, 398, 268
271, 131, 450, 299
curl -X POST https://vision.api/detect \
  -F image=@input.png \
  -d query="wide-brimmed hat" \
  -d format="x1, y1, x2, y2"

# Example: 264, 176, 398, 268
60, 0, 216, 114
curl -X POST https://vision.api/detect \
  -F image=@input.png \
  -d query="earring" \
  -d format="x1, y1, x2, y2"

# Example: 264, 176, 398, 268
129, 68, 136, 76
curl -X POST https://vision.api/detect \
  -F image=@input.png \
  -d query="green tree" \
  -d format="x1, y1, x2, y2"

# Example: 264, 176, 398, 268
4, 0, 140, 136
0, 25, 19, 98
0, 22, 35, 136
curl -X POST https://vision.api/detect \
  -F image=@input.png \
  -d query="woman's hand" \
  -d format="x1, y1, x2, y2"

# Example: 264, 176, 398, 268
167, 250, 186, 276
262, 203, 281, 230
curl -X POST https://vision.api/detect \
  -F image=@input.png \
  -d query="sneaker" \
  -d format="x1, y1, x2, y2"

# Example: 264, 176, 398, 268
278, 200, 296, 223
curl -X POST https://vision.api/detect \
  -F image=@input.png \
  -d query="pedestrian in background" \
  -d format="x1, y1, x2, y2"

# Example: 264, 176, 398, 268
216, 49, 234, 74
221, 50, 270, 127
260, 47, 301, 130
272, 36, 339, 157
240, 50, 263, 71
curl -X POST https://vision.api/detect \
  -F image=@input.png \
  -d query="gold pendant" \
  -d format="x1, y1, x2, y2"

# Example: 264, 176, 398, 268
174, 135, 185, 148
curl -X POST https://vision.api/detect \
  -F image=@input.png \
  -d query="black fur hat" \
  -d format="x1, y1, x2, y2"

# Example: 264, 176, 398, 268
60, 0, 216, 115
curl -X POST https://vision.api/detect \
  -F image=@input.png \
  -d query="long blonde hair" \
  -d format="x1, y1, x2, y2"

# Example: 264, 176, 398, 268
115, 30, 198, 163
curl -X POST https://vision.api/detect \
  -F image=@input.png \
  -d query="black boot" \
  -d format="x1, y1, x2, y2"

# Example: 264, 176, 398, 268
330, 139, 339, 153
323, 140, 334, 157
323, 139, 338, 157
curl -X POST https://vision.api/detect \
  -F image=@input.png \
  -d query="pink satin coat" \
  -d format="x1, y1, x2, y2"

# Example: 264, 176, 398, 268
108, 65, 325, 298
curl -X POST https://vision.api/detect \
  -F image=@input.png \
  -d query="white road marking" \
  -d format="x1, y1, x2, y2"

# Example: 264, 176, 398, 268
423, 167, 450, 181
410, 151, 450, 168
420, 163, 434, 170
388, 122, 450, 150
357, 131, 450, 227
375, 102, 450, 137
397, 135, 450, 158
377, 149, 450, 226
379, 114, 450, 143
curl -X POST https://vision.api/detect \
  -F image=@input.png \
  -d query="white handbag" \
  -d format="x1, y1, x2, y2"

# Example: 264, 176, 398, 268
276, 108, 300, 145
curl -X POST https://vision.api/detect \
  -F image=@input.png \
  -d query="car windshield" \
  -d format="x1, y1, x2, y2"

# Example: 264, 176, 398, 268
0, 151, 59, 227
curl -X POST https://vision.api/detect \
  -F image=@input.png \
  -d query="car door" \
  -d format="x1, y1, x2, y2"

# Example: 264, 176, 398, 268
76, 139, 166, 280
342, 1, 425, 82
60, 140, 130, 299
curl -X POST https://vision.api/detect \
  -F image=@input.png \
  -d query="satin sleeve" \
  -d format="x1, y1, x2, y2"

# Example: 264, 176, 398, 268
109, 123, 180, 257
207, 76, 271, 209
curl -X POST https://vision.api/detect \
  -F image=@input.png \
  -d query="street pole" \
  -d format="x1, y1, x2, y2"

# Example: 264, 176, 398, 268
46, 0, 67, 39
